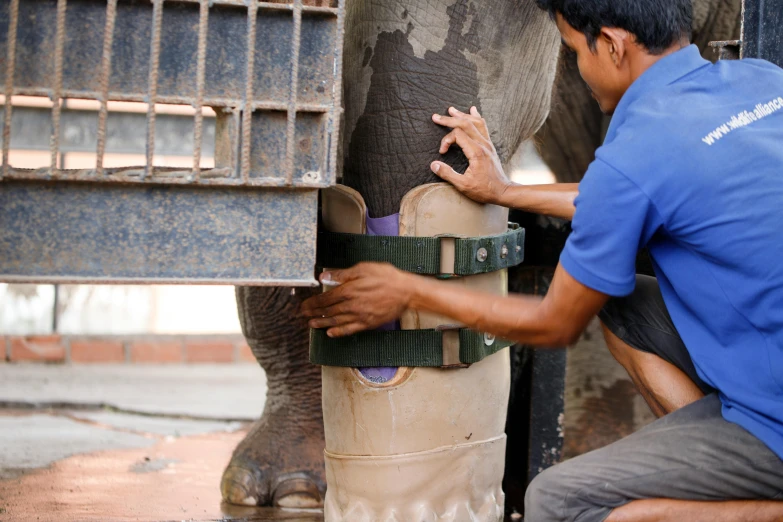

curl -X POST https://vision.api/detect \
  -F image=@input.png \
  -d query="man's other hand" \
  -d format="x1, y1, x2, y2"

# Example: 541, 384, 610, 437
431, 106, 514, 205
300, 263, 412, 338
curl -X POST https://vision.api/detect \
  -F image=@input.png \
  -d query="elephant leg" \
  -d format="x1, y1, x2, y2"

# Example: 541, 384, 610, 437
221, 286, 325, 508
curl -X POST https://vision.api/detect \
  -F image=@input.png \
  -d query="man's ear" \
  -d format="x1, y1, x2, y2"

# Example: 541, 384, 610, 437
600, 27, 628, 67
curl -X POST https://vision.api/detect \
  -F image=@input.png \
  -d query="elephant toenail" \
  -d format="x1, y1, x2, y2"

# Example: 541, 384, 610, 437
272, 474, 323, 508
220, 466, 267, 506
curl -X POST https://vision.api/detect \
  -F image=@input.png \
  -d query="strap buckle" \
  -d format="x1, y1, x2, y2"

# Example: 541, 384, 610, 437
437, 236, 457, 277
436, 324, 469, 368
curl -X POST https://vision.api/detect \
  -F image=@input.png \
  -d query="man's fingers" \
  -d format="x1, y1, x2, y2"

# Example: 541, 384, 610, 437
456, 106, 490, 141
430, 161, 460, 183
468, 106, 490, 141
300, 288, 347, 317
438, 129, 458, 153
433, 114, 483, 142
308, 313, 357, 330
327, 322, 369, 338
319, 268, 353, 285
434, 108, 491, 143
439, 128, 483, 158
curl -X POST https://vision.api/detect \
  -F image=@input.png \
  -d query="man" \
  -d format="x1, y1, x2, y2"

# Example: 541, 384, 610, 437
301, 0, 783, 519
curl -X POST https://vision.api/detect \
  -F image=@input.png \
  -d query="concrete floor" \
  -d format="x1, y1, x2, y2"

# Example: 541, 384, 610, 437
0, 364, 323, 521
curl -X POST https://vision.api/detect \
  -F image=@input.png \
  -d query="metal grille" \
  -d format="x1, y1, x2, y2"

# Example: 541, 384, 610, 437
0, 0, 345, 286
0, 0, 345, 187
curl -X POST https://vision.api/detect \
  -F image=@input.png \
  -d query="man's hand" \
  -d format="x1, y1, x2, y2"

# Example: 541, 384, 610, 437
300, 263, 413, 338
431, 106, 514, 205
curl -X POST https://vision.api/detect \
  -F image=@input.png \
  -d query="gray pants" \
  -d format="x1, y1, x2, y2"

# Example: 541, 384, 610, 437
524, 276, 783, 522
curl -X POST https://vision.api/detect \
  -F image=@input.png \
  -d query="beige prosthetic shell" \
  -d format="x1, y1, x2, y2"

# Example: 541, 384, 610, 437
320, 183, 511, 522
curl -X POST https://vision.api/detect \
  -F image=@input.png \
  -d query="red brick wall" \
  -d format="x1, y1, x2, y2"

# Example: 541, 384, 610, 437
1, 335, 254, 364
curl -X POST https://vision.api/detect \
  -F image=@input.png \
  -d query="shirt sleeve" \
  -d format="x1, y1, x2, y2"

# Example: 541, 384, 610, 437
560, 159, 662, 296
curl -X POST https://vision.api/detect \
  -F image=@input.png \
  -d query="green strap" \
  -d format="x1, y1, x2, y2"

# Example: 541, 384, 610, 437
317, 225, 525, 276
310, 328, 514, 367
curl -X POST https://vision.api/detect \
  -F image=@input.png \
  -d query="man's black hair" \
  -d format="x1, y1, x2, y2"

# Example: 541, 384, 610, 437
536, 0, 693, 55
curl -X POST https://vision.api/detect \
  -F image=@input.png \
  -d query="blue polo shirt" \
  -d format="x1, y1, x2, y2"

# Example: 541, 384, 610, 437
561, 45, 783, 459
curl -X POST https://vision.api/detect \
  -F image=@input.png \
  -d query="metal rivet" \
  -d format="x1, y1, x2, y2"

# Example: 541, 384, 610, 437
476, 247, 488, 262
515, 245, 522, 253
500, 244, 508, 259
303, 171, 321, 183
483, 333, 495, 346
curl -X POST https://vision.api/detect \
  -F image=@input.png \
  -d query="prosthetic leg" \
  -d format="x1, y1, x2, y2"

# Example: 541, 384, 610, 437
316, 184, 514, 522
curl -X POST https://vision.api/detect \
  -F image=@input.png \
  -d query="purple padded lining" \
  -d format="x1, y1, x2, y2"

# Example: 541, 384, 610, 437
366, 213, 400, 237
359, 212, 401, 383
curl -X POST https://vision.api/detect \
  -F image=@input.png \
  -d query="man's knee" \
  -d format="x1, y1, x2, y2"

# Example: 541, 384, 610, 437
600, 320, 631, 362
525, 466, 566, 521
524, 459, 614, 522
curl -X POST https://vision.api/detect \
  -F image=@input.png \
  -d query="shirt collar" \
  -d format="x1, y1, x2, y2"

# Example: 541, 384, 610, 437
605, 44, 710, 142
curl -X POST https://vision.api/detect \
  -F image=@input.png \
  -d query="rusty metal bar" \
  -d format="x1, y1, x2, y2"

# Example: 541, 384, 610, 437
95, 0, 119, 176
709, 40, 741, 61
4, 87, 332, 113
160, 0, 338, 14
144, 0, 165, 180
239, 0, 258, 182
0, 180, 321, 286
0, 166, 336, 188
2, 167, 244, 186
190, 0, 210, 182
284, 0, 303, 185
49, 0, 68, 173
325, 0, 346, 186
0, 274, 319, 286
1, 0, 20, 179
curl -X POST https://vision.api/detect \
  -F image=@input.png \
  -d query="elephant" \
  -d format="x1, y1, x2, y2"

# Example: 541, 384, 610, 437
221, 0, 560, 509
219, 0, 743, 513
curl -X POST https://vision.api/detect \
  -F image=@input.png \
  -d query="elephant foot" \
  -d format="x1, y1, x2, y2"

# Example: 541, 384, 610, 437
221, 411, 326, 508
227, 286, 326, 508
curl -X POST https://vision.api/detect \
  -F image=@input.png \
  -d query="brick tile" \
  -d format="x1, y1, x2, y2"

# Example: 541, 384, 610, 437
0, 336, 7, 362
184, 340, 234, 363
9, 335, 65, 363
237, 342, 256, 363
70, 339, 125, 363
129, 340, 183, 363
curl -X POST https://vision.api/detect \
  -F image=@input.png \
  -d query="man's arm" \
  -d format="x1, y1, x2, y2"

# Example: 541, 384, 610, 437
498, 183, 579, 221
430, 106, 578, 220
301, 262, 609, 346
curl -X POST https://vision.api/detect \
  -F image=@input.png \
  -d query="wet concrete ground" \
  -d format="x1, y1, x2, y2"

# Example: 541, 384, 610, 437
0, 364, 323, 521
0, 416, 322, 521
0, 365, 523, 521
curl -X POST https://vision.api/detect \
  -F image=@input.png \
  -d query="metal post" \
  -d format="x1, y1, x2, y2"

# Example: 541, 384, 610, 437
2, 0, 20, 179
284, 0, 303, 186
239, 0, 258, 183
96, 0, 118, 176
741, 0, 783, 66
50, 0, 68, 174
190, 0, 210, 182
144, 0, 164, 180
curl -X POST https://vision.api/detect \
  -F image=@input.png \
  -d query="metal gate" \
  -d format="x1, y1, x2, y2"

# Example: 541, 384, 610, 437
0, 0, 345, 285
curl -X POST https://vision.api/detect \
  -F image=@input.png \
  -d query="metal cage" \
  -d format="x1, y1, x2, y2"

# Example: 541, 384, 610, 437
0, 0, 345, 285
